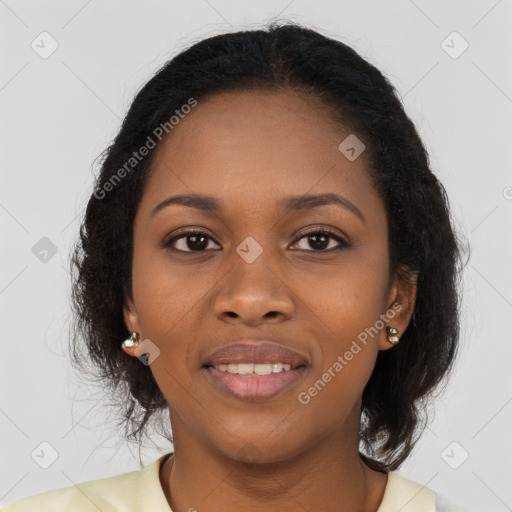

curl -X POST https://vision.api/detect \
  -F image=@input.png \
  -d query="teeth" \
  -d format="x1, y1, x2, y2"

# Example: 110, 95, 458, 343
255, 363, 272, 375
213, 362, 294, 375
227, 363, 239, 374
237, 363, 254, 375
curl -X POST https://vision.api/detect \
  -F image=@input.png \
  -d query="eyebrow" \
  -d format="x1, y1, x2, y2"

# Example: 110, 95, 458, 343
151, 192, 365, 223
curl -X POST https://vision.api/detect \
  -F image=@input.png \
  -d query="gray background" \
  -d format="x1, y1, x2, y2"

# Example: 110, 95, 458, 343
1, 1, 511, 510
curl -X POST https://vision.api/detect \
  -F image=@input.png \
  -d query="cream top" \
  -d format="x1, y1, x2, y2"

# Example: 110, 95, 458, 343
2, 453, 461, 511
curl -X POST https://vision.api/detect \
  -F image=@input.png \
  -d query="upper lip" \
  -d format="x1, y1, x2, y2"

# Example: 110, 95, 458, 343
203, 340, 309, 368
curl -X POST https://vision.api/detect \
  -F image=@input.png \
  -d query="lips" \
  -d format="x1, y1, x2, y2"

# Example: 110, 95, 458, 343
203, 341, 309, 402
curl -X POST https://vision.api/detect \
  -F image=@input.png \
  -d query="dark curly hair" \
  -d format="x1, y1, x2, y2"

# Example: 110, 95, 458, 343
70, 22, 468, 472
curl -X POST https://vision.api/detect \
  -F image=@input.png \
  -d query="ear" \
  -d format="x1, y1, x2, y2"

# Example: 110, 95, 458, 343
122, 297, 142, 357
378, 268, 418, 351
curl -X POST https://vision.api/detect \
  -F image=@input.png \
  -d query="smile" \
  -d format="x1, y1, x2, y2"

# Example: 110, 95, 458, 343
203, 340, 309, 402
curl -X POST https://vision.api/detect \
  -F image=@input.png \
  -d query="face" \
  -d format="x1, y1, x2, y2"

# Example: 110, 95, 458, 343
123, 89, 416, 463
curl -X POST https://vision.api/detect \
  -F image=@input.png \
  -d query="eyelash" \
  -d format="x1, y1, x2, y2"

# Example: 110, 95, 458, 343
163, 227, 350, 253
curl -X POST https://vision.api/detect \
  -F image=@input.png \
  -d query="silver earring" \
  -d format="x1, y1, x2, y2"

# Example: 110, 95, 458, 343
386, 327, 400, 345
122, 332, 140, 349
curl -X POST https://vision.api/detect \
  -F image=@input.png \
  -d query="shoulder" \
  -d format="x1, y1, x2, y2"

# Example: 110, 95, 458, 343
377, 471, 436, 511
1, 469, 141, 512
1, 454, 170, 512
378, 472, 463, 512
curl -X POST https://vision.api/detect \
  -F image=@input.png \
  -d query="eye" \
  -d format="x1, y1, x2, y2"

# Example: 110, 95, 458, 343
163, 229, 221, 252
290, 228, 350, 252
163, 227, 350, 254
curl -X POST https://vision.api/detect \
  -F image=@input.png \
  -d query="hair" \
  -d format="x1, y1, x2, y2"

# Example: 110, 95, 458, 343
70, 22, 467, 472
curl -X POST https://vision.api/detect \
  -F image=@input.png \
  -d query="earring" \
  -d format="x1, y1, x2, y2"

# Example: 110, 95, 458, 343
122, 332, 140, 349
386, 327, 400, 345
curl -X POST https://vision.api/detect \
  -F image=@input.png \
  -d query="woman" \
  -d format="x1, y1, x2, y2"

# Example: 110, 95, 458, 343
4, 23, 465, 511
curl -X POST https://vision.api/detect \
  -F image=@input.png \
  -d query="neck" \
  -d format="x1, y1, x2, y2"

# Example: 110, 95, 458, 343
159, 409, 387, 512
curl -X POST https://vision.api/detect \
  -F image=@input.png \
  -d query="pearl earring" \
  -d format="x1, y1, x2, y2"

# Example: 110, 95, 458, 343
122, 332, 140, 349
386, 327, 400, 345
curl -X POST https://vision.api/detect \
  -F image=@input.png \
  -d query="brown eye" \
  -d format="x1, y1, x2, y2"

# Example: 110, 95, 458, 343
164, 230, 221, 252
291, 229, 350, 252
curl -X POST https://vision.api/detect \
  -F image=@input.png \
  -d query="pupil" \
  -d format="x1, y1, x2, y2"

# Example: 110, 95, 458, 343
188, 235, 208, 251
309, 234, 328, 250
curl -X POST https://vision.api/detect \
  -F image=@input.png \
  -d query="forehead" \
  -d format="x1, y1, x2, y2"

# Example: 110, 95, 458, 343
139, 89, 381, 220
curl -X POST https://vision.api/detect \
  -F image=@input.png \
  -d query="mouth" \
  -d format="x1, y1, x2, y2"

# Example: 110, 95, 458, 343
203, 341, 309, 402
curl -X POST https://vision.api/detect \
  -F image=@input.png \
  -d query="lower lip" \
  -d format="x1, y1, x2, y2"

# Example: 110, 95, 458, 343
206, 366, 307, 402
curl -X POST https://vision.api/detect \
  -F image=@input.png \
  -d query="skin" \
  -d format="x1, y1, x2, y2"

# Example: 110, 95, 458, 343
123, 89, 417, 512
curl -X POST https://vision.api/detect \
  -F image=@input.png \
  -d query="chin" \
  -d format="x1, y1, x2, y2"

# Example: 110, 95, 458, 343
212, 436, 307, 466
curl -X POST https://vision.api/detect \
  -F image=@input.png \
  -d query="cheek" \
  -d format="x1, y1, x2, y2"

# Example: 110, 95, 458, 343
295, 249, 390, 344
294, 269, 385, 429
130, 247, 207, 377
292, 252, 388, 405
131, 241, 206, 335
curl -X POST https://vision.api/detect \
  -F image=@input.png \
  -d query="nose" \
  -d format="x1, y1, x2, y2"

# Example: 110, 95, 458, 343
213, 253, 295, 326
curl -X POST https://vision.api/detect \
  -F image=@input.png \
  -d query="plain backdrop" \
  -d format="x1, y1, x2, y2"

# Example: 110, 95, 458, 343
1, 1, 511, 510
